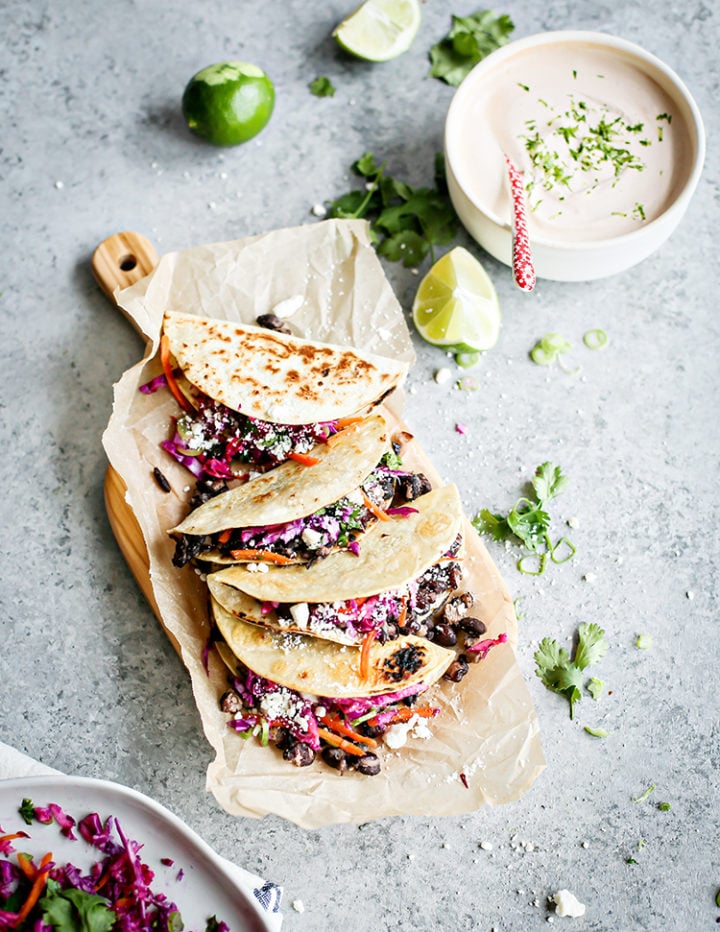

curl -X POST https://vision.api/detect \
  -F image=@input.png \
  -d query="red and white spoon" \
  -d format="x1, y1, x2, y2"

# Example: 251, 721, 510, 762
504, 153, 536, 292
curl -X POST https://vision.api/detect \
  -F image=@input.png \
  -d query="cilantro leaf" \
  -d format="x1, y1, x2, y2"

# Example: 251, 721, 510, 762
309, 76, 336, 97
534, 624, 608, 718
19, 797, 35, 825
429, 11, 515, 87
472, 509, 511, 542
40, 880, 115, 932
574, 622, 608, 670
325, 152, 459, 265
532, 462, 568, 504
506, 499, 550, 552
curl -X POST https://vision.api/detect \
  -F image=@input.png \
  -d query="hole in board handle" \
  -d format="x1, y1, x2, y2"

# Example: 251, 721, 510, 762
119, 254, 137, 272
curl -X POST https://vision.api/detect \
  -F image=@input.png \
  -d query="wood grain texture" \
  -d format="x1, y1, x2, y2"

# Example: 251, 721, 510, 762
95, 231, 160, 621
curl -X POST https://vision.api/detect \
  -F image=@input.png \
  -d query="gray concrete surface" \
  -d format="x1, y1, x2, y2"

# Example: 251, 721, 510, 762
2, 1, 718, 929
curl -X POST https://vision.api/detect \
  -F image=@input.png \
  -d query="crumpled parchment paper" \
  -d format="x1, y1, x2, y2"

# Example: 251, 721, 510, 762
102, 218, 545, 828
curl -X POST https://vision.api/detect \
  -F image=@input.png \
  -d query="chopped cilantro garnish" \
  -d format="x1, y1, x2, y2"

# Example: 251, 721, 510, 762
473, 462, 573, 575
309, 76, 336, 97
380, 449, 403, 469
428, 11, 515, 86
325, 152, 458, 267
534, 622, 608, 719
586, 676, 604, 700
657, 801, 671, 811
19, 797, 35, 825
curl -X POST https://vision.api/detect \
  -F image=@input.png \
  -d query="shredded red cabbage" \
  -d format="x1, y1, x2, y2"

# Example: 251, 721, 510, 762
465, 632, 508, 657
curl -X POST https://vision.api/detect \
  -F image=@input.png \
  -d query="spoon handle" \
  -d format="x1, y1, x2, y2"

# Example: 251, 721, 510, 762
504, 154, 536, 293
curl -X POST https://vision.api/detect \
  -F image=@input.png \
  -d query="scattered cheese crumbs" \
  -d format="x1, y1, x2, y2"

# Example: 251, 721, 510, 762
552, 890, 586, 918
480, 841, 494, 851
636, 633, 652, 650
583, 573, 597, 583
290, 603, 310, 629
273, 294, 304, 318
686, 590, 695, 600
54, 180, 64, 189
384, 714, 433, 749
581, 841, 589, 849
567, 516, 579, 528
292, 900, 305, 913
407, 853, 416, 861
434, 367, 452, 384
311, 203, 327, 217
246, 562, 269, 574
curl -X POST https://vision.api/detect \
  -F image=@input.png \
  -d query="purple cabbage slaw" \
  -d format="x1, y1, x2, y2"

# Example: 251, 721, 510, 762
0, 803, 229, 931
142, 373, 338, 480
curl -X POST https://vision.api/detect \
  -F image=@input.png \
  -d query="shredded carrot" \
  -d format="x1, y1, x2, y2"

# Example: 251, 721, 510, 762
359, 629, 377, 681
317, 727, 367, 757
326, 419, 365, 448
16, 852, 35, 880
320, 715, 377, 748
0, 831, 29, 846
335, 416, 364, 429
288, 451, 320, 466
216, 528, 232, 545
361, 490, 391, 522
396, 598, 408, 629
369, 706, 438, 727
228, 548, 295, 565
159, 334, 192, 412
16, 851, 52, 923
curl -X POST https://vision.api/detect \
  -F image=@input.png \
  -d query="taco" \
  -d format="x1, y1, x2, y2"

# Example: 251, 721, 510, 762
151, 311, 408, 484
206, 484, 466, 645
169, 414, 433, 567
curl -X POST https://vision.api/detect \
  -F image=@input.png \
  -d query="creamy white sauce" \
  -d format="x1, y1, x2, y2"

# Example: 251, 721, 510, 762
450, 42, 692, 242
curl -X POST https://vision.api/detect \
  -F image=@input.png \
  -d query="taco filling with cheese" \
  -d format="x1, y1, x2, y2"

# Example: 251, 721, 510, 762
169, 413, 432, 567
145, 311, 409, 483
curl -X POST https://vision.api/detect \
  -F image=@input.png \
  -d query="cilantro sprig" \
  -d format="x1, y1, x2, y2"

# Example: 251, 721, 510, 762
473, 462, 574, 574
309, 76, 335, 97
429, 11, 515, 87
534, 622, 608, 719
326, 152, 459, 267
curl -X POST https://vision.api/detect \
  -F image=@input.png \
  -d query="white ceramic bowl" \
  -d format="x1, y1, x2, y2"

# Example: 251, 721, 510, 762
444, 31, 705, 282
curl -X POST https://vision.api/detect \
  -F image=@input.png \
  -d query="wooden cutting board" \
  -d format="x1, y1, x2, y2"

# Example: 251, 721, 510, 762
92, 231, 162, 620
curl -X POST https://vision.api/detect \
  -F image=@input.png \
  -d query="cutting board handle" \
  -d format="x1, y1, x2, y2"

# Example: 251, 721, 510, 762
91, 231, 158, 304
95, 231, 162, 621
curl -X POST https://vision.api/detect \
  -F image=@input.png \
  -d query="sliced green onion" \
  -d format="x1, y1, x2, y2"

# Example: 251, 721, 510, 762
351, 708, 380, 727
542, 332, 572, 354
632, 783, 656, 803
513, 596, 524, 620
636, 633, 653, 650
550, 536, 576, 564
518, 552, 548, 576
584, 726, 609, 738
530, 344, 555, 366
260, 717, 270, 746
583, 328, 608, 350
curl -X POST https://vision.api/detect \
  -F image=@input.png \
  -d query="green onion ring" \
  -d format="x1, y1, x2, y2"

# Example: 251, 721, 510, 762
583, 328, 608, 350
518, 552, 548, 576
550, 536, 576, 564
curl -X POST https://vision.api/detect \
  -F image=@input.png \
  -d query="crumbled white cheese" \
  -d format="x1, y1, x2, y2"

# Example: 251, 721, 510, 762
311, 203, 327, 217
434, 367, 452, 384
273, 294, 304, 318
301, 527, 325, 549
290, 603, 310, 629
480, 841, 494, 851
292, 899, 305, 913
583, 573, 596, 583
55, 180, 64, 189
566, 515, 579, 528
552, 890, 586, 918
246, 562, 269, 574
686, 590, 695, 600
383, 714, 433, 749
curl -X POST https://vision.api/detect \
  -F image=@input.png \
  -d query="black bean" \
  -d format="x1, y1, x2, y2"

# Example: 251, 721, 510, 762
322, 747, 347, 773
256, 313, 292, 334
152, 466, 171, 492
460, 616, 487, 636
354, 753, 381, 776
443, 592, 475, 624
443, 656, 469, 683
282, 741, 316, 767
219, 690, 243, 714
432, 623, 458, 648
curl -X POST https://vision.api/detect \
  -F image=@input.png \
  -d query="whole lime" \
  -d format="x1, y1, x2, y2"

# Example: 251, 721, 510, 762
181, 61, 275, 147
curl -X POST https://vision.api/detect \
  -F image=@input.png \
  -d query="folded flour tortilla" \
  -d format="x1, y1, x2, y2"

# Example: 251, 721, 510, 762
163, 310, 409, 424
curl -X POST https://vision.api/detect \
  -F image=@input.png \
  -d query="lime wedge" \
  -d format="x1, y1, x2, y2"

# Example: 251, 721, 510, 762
412, 247, 501, 354
333, 0, 421, 62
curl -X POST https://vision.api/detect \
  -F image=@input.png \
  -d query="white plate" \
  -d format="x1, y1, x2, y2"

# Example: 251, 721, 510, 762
0, 775, 276, 931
